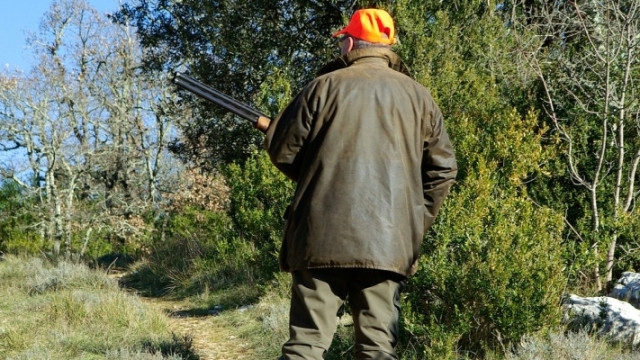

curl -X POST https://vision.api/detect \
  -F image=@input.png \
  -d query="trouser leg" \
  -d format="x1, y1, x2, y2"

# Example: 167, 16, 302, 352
349, 270, 404, 360
281, 270, 345, 360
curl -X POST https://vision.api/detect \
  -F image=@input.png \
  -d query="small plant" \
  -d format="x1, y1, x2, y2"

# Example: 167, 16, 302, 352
504, 329, 638, 360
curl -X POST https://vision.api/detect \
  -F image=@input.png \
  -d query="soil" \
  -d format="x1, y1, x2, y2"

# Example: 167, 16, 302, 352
142, 296, 255, 360
109, 270, 255, 360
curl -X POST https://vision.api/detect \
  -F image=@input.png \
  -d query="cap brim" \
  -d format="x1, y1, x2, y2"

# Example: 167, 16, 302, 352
332, 28, 348, 38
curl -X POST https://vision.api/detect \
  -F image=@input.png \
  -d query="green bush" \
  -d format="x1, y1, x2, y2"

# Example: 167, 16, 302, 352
403, 192, 565, 359
397, 107, 566, 358
223, 151, 295, 274
381, 4, 570, 357
122, 151, 293, 300
123, 206, 254, 297
398, 104, 565, 359
0, 180, 41, 255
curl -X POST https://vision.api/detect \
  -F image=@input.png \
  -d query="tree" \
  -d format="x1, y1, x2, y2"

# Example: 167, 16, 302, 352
0, 0, 185, 257
113, 0, 369, 167
379, 2, 568, 357
118, 1, 572, 356
513, 0, 640, 291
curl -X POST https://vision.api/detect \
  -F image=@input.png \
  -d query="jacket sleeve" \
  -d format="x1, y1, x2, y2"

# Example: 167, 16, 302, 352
263, 88, 313, 182
422, 105, 458, 232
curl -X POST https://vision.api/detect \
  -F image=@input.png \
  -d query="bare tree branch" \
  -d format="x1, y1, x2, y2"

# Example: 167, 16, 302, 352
0, 0, 188, 257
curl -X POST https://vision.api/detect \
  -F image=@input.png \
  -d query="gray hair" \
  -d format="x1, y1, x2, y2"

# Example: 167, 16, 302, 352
345, 35, 392, 49
353, 38, 391, 49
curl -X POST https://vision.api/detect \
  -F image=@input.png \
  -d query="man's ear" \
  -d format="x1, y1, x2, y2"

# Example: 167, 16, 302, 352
346, 36, 354, 53
341, 36, 354, 55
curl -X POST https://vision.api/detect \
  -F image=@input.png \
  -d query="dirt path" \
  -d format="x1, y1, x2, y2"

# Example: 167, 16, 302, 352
142, 296, 254, 360
109, 271, 255, 360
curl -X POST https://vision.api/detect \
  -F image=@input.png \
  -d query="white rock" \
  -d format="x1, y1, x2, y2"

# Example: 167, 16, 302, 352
609, 272, 640, 308
237, 304, 254, 313
564, 294, 640, 346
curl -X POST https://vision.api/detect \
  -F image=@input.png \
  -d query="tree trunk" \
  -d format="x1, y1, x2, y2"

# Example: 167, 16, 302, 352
591, 187, 602, 292
79, 228, 92, 260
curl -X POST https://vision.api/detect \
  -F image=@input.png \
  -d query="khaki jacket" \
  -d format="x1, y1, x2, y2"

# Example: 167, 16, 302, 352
264, 47, 457, 277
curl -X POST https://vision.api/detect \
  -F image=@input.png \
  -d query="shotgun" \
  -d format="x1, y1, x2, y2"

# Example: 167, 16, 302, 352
173, 72, 271, 133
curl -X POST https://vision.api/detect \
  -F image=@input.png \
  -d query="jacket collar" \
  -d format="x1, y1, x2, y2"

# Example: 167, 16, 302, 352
317, 47, 413, 78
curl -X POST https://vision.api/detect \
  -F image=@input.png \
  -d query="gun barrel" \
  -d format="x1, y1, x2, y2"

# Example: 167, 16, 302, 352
173, 72, 271, 132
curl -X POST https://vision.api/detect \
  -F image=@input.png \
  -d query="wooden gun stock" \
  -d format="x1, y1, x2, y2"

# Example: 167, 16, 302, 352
173, 72, 271, 133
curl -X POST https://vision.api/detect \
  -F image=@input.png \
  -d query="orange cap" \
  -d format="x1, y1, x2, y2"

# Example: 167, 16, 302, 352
332, 9, 397, 45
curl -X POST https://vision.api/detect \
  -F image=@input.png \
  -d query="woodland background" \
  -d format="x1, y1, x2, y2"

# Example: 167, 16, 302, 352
1, 0, 640, 358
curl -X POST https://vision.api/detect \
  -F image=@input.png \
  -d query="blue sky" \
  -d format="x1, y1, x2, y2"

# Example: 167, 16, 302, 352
0, 0, 122, 71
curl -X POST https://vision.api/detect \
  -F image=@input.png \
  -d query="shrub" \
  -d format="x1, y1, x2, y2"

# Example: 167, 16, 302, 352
403, 191, 566, 359
122, 152, 293, 299
223, 151, 295, 274
122, 206, 254, 297
0, 180, 41, 255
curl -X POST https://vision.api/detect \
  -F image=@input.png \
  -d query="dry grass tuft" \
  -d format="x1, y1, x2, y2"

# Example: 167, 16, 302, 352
0, 255, 195, 359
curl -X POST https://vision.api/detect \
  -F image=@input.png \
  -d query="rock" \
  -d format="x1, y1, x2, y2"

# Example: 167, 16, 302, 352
207, 305, 224, 315
609, 272, 640, 308
237, 304, 254, 313
563, 294, 640, 346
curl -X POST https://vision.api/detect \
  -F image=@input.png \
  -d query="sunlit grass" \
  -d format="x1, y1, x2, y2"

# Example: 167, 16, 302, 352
0, 255, 194, 359
3, 254, 639, 360
208, 271, 640, 360
502, 329, 638, 360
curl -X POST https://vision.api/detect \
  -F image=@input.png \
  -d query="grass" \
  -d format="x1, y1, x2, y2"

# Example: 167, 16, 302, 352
3, 253, 640, 359
204, 271, 358, 359
0, 255, 196, 360
158, 271, 292, 359
502, 330, 638, 360
205, 271, 640, 360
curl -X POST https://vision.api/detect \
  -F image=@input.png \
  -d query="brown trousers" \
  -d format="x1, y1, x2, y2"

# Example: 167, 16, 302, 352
280, 268, 405, 360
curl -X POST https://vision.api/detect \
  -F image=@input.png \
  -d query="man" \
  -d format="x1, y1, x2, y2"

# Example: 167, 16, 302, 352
265, 8, 457, 360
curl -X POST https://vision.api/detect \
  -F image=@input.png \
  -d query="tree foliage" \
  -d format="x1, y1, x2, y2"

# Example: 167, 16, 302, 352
384, 2, 567, 357
113, 0, 361, 167
512, 0, 640, 290
0, 0, 186, 258
112, 0, 575, 356
0, 180, 39, 254
3, 0, 640, 358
